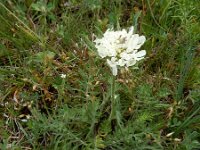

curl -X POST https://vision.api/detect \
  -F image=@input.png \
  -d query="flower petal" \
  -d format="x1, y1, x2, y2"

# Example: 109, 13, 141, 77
127, 34, 139, 52
118, 59, 126, 66
126, 59, 136, 67
129, 26, 134, 34
120, 52, 132, 61
135, 36, 146, 49
134, 50, 146, 60
107, 58, 118, 76
112, 65, 118, 76
136, 50, 146, 57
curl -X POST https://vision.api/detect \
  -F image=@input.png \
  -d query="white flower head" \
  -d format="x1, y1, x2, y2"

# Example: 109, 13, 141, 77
94, 26, 146, 76
61, 74, 66, 79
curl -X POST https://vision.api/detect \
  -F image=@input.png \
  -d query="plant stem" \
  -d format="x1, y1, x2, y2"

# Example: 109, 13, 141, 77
109, 75, 116, 120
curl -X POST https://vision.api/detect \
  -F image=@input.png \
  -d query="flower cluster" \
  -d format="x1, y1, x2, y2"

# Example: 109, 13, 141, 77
94, 26, 146, 76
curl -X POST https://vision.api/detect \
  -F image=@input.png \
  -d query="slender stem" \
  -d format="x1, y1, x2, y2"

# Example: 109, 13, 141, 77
109, 75, 116, 120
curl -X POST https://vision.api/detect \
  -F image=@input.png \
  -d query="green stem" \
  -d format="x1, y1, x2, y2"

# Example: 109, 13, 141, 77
109, 75, 116, 120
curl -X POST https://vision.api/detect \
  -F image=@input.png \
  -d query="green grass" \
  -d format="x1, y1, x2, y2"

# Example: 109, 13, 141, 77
0, 0, 200, 149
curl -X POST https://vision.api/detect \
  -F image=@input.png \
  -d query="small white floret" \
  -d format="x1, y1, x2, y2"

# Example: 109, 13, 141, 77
61, 74, 66, 79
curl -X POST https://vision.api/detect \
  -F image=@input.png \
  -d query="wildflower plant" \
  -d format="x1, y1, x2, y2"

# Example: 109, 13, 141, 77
1, 0, 200, 149
94, 26, 146, 120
